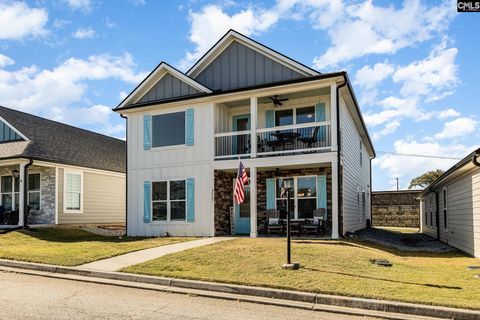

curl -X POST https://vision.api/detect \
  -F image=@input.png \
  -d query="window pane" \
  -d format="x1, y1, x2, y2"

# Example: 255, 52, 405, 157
170, 180, 185, 200
152, 182, 167, 201
298, 199, 316, 219
14, 193, 19, 211
2, 194, 12, 211
152, 202, 167, 221
66, 174, 81, 193
297, 177, 317, 198
1, 176, 12, 193
66, 192, 80, 210
276, 178, 294, 198
152, 112, 185, 147
28, 192, 40, 210
296, 107, 315, 124
29, 174, 40, 191
275, 109, 293, 126
171, 201, 186, 220
14, 177, 19, 192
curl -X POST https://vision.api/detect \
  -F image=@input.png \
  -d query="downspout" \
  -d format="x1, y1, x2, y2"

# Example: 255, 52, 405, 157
23, 159, 33, 228
336, 78, 347, 237
120, 114, 128, 237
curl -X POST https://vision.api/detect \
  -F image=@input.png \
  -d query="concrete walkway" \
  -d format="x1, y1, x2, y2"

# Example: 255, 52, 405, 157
78, 237, 234, 272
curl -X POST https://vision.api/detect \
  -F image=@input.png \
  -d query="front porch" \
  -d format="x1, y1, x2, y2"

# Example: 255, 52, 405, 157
0, 160, 55, 228
214, 163, 337, 238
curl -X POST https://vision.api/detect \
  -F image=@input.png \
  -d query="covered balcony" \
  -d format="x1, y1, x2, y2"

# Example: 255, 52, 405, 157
214, 86, 336, 160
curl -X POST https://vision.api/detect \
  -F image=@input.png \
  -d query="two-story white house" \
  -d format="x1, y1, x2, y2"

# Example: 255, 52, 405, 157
115, 30, 375, 238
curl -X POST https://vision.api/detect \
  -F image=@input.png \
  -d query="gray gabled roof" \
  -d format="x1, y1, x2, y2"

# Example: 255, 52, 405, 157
0, 106, 126, 173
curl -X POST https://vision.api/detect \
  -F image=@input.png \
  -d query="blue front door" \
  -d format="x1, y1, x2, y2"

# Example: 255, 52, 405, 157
234, 186, 250, 235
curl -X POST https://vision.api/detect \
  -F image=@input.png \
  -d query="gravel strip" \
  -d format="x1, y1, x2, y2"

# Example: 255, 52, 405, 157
80, 225, 125, 237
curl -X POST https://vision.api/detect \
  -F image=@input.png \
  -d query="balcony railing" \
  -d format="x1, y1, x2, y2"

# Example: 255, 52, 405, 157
214, 122, 331, 159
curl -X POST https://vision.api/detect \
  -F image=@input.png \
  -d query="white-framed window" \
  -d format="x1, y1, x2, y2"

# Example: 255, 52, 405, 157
442, 188, 448, 231
28, 173, 41, 210
0, 175, 19, 211
359, 139, 363, 167
274, 106, 316, 127
152, 111, 185, 148
152, 180, 186, 222
64, 171, 83, 213
275, 176, 317, 219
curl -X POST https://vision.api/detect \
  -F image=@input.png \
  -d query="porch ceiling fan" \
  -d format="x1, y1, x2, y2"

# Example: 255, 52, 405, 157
269, 95, 288, 107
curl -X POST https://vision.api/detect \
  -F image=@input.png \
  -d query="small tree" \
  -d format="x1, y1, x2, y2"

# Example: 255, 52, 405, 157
408, 169, 444, 189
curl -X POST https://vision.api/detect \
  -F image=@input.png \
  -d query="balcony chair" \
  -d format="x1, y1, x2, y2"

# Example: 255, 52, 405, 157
298, 126, 320, 148
266, 209, 284, 236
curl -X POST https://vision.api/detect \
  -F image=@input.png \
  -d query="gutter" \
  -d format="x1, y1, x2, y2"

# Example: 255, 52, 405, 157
23, 159, 33, 228
473, 150, 480, 167
336, 79, 347, 237
120, 114, 128, 237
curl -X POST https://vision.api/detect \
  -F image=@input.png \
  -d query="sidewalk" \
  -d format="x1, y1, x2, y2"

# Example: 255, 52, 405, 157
78, 237, 234, 272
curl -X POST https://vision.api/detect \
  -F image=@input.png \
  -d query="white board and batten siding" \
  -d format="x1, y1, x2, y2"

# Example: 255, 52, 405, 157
422, 167, 480, 258
339, 98, 371, 234
127, 102, 215, 237
57, 168, 126, 224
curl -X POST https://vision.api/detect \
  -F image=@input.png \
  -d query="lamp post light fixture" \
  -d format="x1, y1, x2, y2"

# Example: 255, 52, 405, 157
281, 179, 300, 270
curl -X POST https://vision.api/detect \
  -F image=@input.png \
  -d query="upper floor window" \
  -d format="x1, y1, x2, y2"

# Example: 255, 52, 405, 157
443, 188, 448, 230
274, 106, 315, 127
152, 111, 185, 148
359, 140, 363, 167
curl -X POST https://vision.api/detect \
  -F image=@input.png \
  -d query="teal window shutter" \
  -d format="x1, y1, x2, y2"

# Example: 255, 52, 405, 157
315, 103, 326, 141
186, 178, 195, 222
185, 108, 194, 146
143, 114, 151, 150
317, 175, 327, 210
266, 178, 276, 210
265, 110, 274, 128
143, 181, 151, 223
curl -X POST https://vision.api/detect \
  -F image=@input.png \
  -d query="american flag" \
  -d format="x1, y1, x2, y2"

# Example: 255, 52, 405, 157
234, 161, 249, 204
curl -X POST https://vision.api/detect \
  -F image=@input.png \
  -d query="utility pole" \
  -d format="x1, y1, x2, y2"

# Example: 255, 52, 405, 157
396, 178, 399, 191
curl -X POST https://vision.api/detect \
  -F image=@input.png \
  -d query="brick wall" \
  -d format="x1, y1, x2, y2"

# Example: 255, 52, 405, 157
372, 190, 421, 228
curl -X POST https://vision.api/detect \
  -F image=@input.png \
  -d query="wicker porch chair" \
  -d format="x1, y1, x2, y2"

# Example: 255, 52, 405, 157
266, 209, 284, 236
303, 208, 326, 236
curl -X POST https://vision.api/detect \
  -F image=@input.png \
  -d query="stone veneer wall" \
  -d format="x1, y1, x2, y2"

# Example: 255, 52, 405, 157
214, 166, 332, 236
0, 165, 55, 225
371, 190, 422, 228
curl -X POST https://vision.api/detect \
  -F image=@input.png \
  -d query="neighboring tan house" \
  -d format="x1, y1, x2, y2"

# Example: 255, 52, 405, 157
115, 30, 375, 238
420, 148, 480, 258
0, 106, 126, 227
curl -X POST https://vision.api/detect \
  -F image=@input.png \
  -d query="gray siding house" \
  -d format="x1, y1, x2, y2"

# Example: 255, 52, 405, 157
115, 30, 375, 238
420, 148, 480, 258
0, 106, 126, 227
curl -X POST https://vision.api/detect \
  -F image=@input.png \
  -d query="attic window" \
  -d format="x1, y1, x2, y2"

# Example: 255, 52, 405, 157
0, 120, 23, 143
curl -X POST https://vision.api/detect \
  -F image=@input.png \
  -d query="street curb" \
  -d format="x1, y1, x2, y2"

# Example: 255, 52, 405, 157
0, 259, 479, 320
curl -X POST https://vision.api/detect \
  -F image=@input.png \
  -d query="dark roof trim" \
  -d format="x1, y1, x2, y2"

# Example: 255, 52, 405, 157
422, 148, 480, 195
186, 29, 320, 77
117, 71, 345, 111
0, 155, 126, 174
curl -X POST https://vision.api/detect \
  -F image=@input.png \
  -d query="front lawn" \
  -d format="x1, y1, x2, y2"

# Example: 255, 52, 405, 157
123, 238, 480, 310
0, 228, 195, 266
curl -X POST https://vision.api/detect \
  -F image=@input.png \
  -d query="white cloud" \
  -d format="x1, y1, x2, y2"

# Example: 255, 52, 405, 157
130, 0, 146, 6
372, 120, 400, 140
437, 108, 460, 119
0, 54, 14, 68
393, 41, 458, 101
53, 18, 71, 29
0, 2, 48, 40
0, 52, 146, 137
275, 0, 344, 29
73, 27, 97, 39
62, 0, 92, 12
373, 139, 475, 189
179, 4, 279, 70
355, 62, 394, 90
119, 90, 128, 100
433, 117, 477, 140
363, 96, 427, 127
313, 0, 455, 69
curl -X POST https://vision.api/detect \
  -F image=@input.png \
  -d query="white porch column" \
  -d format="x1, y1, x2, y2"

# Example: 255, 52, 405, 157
250, 97, 257, 158
331, 159, 339, 239
18, 163, 26, 227
250, 166, 257, 238
330, 83, 338, 151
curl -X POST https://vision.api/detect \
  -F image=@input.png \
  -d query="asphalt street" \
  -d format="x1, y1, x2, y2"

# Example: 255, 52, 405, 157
0, 271, 382, 320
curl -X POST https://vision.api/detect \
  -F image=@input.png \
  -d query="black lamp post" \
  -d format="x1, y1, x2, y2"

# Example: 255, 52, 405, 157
282, 179, 299, 270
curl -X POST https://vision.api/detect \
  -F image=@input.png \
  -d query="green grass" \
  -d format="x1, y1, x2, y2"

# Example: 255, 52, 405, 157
123, 238, 480, 310
0, 228, 195, 266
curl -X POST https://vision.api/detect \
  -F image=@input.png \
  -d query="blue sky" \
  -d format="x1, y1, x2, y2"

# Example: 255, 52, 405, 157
0, 0, 478, 190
